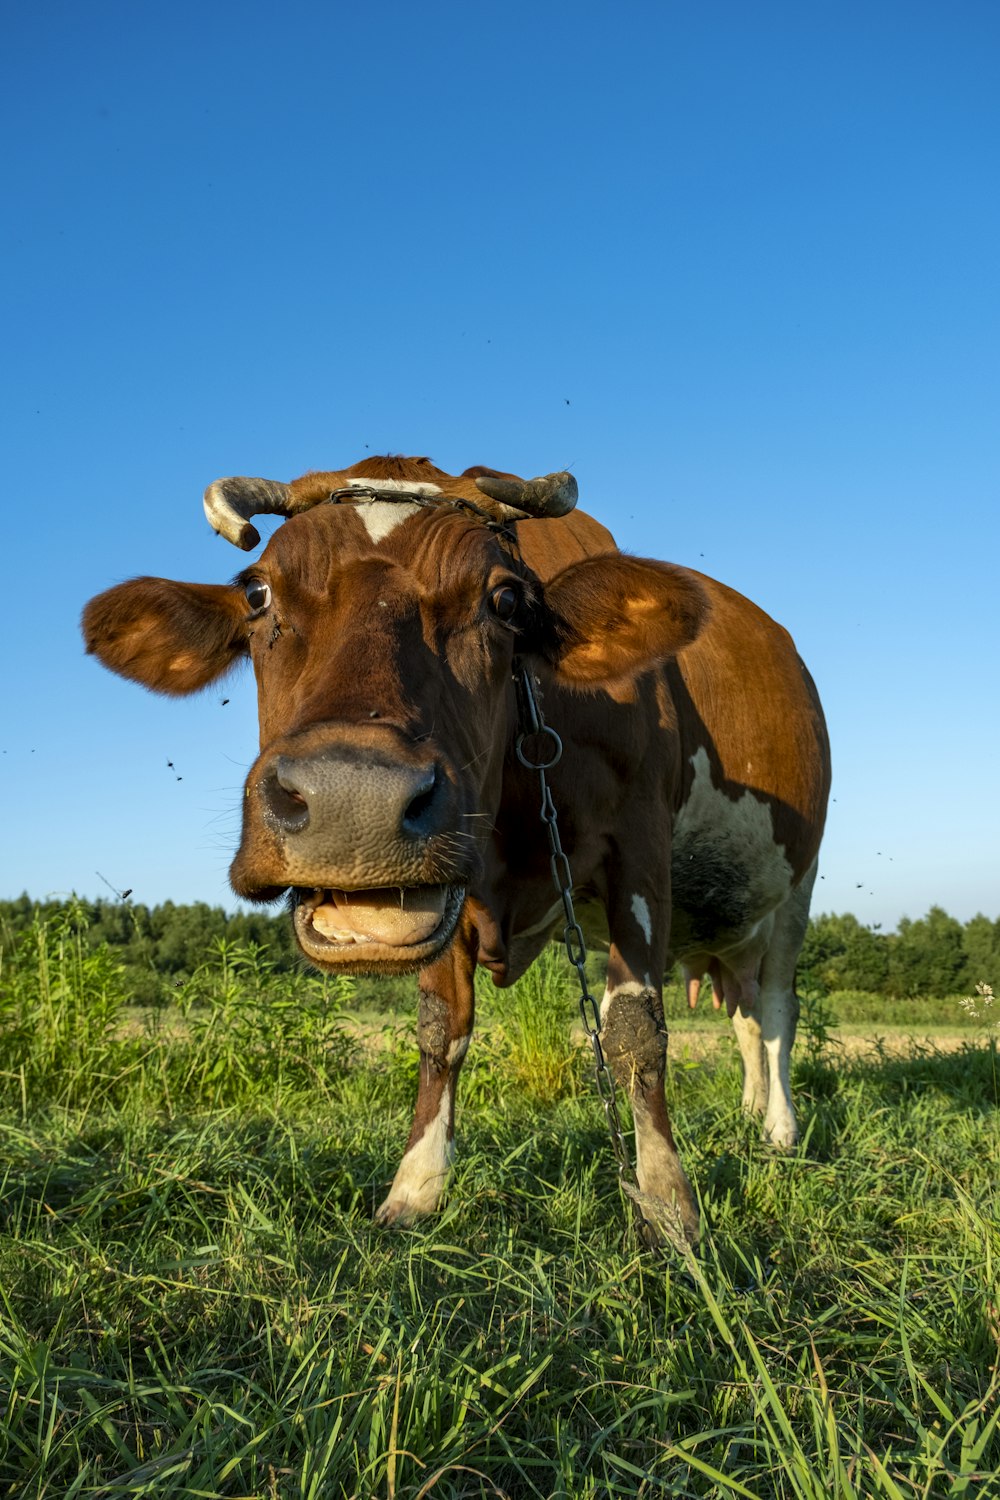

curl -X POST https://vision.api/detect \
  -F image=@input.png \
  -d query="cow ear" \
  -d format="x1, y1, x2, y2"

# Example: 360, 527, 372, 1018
538, 555, 709, 686
82, 577, 249, 695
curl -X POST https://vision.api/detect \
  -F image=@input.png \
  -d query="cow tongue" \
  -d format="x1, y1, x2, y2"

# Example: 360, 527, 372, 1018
310, 886, 448, 946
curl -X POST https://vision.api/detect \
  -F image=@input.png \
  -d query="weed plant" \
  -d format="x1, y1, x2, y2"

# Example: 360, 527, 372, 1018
0, 910, 997, 1496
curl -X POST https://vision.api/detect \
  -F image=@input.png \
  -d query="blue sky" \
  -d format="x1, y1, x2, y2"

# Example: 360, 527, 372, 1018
3, 1, 998, 931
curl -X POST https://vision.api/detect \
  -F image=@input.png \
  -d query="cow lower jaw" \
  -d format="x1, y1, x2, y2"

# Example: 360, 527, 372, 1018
293, 884, 465, 972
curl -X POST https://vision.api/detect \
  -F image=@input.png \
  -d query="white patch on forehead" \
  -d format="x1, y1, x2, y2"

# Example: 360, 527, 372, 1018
340, 478, 443, 545
630, 894, 652, 946
355, 501, 419, 543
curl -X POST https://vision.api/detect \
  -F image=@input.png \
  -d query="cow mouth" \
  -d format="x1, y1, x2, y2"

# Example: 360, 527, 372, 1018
292, 883, 465, 972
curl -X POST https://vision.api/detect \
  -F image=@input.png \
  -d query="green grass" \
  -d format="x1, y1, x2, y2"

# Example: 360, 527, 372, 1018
0, 913, 998, 1497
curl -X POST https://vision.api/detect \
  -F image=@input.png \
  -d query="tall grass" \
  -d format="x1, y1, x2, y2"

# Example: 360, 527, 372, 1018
482, 945, 580, 1105
0, 898, 126, 1113
0, 907, 356, 1119
0, 910, 997, 1496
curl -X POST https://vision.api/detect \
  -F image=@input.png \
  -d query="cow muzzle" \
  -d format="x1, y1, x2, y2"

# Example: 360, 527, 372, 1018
231, 738, 472, 972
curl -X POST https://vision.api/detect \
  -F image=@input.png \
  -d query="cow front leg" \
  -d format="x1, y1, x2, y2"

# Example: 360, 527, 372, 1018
376, 936, 475, 1225
600, 912, 700, 1248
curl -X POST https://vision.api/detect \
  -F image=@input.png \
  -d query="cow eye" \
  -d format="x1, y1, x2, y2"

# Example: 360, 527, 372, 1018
244, 579, 271, 614
490, 585, 520, 623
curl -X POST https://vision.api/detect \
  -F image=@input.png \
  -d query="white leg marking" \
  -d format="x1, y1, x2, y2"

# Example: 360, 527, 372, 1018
600, 982, 699, 1243
731, 1005, 769, 1117
599, 979, 645, 1025
378, 1037, 468, 1222
381, 1086, 454, 1218
630, 894, 652, 945
757, 861, 817, 1149
761, 992, 798, 1148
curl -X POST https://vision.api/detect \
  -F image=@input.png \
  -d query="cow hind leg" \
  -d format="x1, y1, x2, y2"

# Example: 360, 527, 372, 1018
727, 967, 768, 1120
729, 860, 817, 1150
376, 942, 475, 1225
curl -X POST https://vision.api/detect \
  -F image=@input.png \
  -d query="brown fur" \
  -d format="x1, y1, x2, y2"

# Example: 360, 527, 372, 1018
287, 455, 526, 512
81, 455, 831, 1246
82, 578, 247, 694
543, 557, 709, 685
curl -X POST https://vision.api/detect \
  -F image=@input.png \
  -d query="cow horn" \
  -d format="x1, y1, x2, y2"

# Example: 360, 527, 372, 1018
474, 470, 578, 520
203, 477, 294, 551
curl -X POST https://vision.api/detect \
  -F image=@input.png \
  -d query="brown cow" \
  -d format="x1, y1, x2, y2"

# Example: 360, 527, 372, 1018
82, 455, 830, 1246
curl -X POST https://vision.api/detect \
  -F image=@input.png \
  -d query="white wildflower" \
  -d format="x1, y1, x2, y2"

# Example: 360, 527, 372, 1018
962, 981, 998, 1031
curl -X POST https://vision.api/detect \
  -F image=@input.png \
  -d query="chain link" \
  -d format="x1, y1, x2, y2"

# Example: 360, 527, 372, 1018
512, 661, 657, 1249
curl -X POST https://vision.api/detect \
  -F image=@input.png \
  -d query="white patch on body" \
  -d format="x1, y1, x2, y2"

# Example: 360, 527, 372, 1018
671, 745, 794, 959
630, 894, 652, 946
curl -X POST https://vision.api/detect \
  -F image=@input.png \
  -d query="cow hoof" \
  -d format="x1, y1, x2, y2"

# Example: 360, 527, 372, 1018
375, 1182, 446, 1226
762, 1113, 798, 1151
374, 1196, 421, 1228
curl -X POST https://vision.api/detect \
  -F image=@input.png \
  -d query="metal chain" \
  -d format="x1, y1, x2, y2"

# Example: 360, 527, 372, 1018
512, 661, 656, 1249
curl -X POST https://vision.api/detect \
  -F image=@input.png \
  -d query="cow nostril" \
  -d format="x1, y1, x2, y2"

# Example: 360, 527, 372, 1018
264, 768, 310, 833
402, 765, 442, 836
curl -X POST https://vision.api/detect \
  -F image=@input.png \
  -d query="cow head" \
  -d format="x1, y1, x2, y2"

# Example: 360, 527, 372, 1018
82, 457, 707, 974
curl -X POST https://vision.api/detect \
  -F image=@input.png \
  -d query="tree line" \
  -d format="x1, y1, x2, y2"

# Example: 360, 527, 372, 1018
0, 894, 996, 1002
798, 906, 998, 998
0, 894, 299, 1005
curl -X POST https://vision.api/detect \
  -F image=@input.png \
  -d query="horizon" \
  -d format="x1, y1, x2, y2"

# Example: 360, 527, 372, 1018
2, 886, 995, 939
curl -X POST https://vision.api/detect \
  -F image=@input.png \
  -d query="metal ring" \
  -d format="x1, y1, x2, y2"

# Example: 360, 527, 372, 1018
515, 727, 563, 770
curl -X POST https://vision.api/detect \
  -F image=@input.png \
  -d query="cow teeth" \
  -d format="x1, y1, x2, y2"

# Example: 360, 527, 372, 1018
312, 915, 360, 943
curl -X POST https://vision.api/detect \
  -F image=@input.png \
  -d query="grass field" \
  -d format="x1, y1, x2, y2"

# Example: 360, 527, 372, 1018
1, 913, 998, 1498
